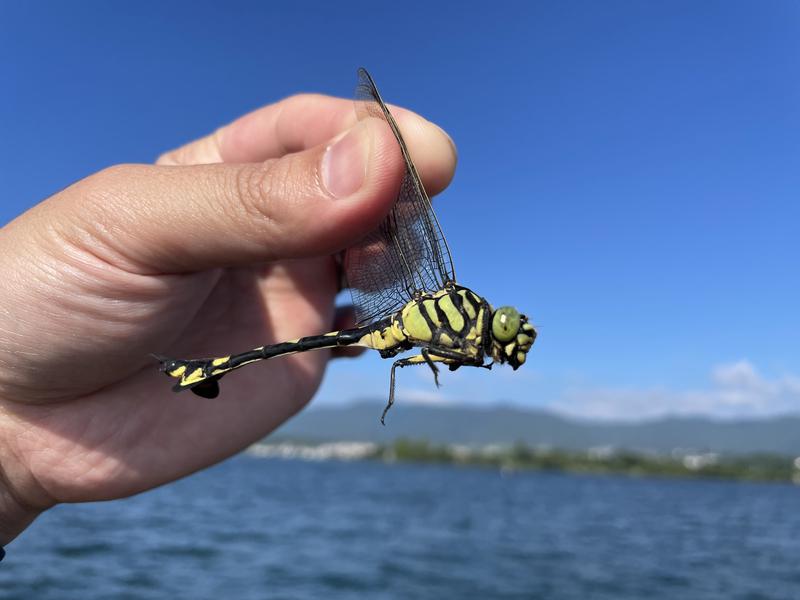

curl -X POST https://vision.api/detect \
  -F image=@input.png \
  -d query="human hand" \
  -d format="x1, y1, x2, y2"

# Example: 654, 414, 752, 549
0, 94, 457, 544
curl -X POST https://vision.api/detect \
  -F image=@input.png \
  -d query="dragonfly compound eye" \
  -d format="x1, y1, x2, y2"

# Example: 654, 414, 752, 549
492, 307, 521, 342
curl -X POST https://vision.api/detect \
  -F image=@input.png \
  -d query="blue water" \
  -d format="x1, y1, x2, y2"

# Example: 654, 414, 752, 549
2, 456, 800, 599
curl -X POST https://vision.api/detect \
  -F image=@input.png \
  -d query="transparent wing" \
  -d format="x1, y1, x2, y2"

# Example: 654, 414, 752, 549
344, 68, 456, 325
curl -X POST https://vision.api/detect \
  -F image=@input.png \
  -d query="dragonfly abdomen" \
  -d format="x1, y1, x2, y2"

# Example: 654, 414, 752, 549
161, 327, 375, 396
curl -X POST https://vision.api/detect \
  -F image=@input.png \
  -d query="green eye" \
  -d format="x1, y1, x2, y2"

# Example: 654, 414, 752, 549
492, 307, 521, 342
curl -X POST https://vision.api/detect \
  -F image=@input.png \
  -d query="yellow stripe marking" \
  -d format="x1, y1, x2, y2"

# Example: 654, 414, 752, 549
402, 304, 434, 342
423, 299, 441, 326
460, 291, 477, 319
405, 355, 429, 364
182, 367, 206, 386
168, 365, 187, 378
438, 295, 464, 332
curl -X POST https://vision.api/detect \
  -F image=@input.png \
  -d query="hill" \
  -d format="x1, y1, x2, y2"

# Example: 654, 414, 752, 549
273, 401, 800, 456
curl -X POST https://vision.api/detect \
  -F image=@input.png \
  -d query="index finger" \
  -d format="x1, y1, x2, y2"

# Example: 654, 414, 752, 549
158, 94, 457, 197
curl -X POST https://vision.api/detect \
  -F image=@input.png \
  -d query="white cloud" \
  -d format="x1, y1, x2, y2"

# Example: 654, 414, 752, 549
550, 360, 800, 421
398, 387, 453, 406
711, 360, 761, 388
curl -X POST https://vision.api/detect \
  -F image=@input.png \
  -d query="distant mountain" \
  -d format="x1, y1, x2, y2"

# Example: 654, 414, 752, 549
273, 401, 800, 456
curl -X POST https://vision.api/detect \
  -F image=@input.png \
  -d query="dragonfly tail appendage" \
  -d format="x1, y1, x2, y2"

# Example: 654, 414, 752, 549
155, 355, 229, 398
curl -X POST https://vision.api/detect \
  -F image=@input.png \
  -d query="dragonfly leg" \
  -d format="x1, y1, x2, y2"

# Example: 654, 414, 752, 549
421, 348, 441, 387
384, 353, 451, 425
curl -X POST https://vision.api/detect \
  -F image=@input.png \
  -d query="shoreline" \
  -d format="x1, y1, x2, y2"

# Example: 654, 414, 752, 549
248, 439, 800, 484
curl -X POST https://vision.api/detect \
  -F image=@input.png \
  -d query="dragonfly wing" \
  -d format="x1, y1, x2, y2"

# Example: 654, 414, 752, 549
344, 68, 456, 326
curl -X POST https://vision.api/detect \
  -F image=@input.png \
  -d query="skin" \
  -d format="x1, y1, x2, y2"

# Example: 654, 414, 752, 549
0, 94, 457, 546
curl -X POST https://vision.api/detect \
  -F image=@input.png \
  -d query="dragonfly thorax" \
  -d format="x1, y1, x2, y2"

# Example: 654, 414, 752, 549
489, 306, 537, 370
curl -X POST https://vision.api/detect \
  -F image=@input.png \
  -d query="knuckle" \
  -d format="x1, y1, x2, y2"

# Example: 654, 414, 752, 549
43, 164, 147, 269
156, 129, 224, 166
92, 163, 136, 185
233, 162, 276, 223
82, 164, 140, 206
155, 149, 179, 165
233, 158, 304, 226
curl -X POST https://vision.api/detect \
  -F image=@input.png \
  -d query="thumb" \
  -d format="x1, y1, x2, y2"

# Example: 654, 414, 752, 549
35, 118, 410, 274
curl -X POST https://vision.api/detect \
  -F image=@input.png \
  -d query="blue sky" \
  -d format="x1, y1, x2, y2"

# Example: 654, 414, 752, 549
2, 2, 798, 419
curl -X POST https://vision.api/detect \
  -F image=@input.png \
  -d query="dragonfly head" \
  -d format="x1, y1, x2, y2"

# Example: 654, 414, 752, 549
489, 306, 537, 370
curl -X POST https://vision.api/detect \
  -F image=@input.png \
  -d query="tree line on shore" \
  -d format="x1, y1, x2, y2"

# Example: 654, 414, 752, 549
368, 439, 800, 483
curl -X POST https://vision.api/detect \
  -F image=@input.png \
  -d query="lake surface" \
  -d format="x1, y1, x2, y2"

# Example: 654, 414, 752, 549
2, 456, 799, 599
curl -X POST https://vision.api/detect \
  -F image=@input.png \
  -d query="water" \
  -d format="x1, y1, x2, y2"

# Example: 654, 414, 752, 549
2, 456, 800, 600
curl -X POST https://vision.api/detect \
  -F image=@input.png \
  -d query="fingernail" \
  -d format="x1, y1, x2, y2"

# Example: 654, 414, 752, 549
322, 122, 370, 198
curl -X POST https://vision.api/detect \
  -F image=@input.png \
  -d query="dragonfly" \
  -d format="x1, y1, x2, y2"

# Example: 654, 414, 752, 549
157, 68, 537, 424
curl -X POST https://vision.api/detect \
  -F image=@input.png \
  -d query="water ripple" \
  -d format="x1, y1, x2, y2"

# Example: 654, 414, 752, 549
2, 458, 800, 600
